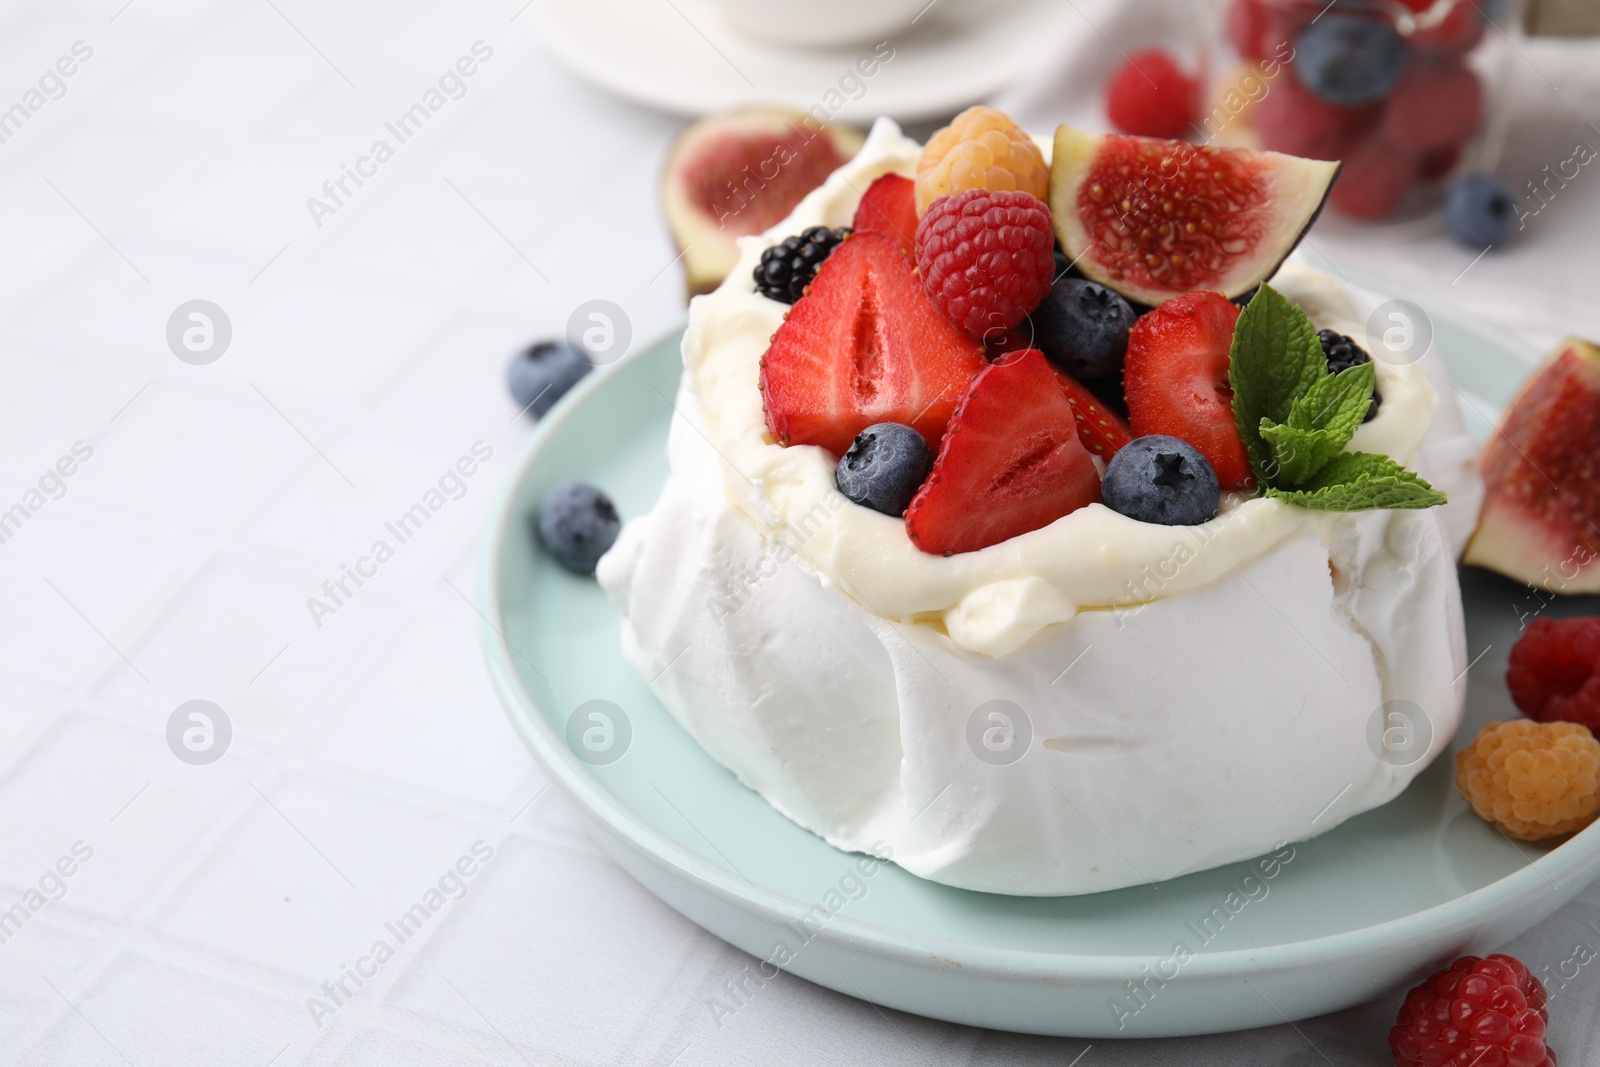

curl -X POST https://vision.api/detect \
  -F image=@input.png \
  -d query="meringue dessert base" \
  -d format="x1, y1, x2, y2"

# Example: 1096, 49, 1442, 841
600, 407, 1468, 895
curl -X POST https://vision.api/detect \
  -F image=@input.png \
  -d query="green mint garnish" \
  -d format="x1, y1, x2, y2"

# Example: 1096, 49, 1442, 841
1264, 453, 1449, 511
1228, 285, 1445, 512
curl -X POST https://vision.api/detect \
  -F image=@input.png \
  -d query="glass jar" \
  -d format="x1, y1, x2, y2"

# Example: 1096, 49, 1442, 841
1210, 0, 1515, 220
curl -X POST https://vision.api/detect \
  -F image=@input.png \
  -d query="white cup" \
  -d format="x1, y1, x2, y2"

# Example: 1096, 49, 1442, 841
704, 0, 942, 48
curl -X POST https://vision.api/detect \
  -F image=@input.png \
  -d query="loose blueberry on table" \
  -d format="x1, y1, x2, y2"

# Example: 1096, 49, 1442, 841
1445, 174, 1518, 247
508, 339, 591, 418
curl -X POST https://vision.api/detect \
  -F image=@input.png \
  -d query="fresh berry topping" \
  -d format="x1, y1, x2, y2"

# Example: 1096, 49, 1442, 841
1031, 277, 1137, 382
1230, 287, 1259, 308
834, 422, 933, 517
1318, 329, 1381, 421
1105, 49, 1201, 140
1508, 617, 1600, 732
537, 482, 621, 574
851, 173, 919, 260
507, 339, 592, 418
760, 231, 986, 457
1446, 174, 1517, 247
1456, 719, 1600, 840
905, 349, 1102, 556
1053, 248, 1075, 278
915, 106, 1049, 217
1251, 69, 1379, 162
754, 226, 851, 304
1056, 369, 1134, 460
1383, 60, 1485, 153
1123, 292, 1254, 490
1329, 132, 1420, 220
1294, 13, 1407, 107
1390, 954, 1555, 1067
916, 189, 1055, 340
1102, 435, 1220, 526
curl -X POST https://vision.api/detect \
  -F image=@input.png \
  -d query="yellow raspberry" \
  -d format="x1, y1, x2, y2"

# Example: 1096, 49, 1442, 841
915, 106, 1049, 217
1455, 720, 1600, 840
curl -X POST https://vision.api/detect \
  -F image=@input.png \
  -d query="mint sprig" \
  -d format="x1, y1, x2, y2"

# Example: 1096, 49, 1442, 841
1228, 286, 1445, 511
1264, 453, 1448, 511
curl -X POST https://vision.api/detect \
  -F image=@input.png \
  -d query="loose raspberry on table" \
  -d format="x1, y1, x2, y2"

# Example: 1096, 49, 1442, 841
1105, 49, 1200, 140
915, 106, 1049, 217
1455, 719, 1600, 840
915, 189, 1055, 340
1508, 616, 1600, 732
1389, 953, 1556, 1067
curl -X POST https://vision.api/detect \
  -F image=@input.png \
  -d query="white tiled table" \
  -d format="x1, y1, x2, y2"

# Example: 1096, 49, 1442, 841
1, 1, 1596, 1064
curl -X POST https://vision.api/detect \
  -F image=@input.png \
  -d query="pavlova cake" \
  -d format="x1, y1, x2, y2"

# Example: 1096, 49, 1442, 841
596, 109, 1482, 895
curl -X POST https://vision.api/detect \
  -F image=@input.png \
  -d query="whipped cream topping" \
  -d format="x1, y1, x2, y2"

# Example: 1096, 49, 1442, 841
678, 119, 1443, 655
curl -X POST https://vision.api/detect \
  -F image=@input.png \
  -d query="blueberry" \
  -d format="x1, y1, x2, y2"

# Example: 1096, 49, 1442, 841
537, 482, 620, 574
1295, 14, 1407, 107
1231, 287, 1259, 308
834, 423, 933, 517
1445, 174, 1517, 247
1031, 277, 1137, 382
1052, 249, 1074, 279
1102, 436, 1220, 526
508, 339, 592, 418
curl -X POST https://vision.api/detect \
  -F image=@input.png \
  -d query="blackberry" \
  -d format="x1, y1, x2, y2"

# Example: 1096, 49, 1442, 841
1318, 328, 1381, 422
754, 226, 850, 304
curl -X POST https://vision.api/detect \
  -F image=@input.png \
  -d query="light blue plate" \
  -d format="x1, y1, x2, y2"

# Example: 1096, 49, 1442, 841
478, 298, 1600, 1038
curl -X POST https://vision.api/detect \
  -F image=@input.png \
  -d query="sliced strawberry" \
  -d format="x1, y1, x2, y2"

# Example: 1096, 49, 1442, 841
1055, 371, 1132, 460
761, 231, 986, 457
1124, 292, 1254, 490
851, 173, 918, 260
973, 321, 1131, 457
905, 349, 1102, 556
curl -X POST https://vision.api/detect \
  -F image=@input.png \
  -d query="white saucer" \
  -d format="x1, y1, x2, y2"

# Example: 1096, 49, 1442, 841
526, 0, 1085, 122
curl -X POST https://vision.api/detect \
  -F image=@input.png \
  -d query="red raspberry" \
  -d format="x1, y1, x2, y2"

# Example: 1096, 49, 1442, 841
1509, 617, 1600, 731
1106, 49, 1200, 140
915, 189, 1054, 340
1390, 954, 1556, 1067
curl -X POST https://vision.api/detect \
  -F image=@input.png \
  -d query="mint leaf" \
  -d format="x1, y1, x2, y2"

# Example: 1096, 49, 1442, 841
1257, 362, 1376, 485
1230, 285, 1328, 484
1288, 361, 1374, 439
1258, 420, 1349, 485
1264, 452, 1448, 511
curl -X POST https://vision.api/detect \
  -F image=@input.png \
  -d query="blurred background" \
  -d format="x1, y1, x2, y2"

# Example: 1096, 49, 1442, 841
0, 0, 1596, 1063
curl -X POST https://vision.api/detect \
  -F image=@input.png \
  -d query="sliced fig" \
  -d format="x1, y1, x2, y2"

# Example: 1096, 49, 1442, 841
1049, 124, 1340, 306
661, 108, 864, 297
1463, 338, 1600, 593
